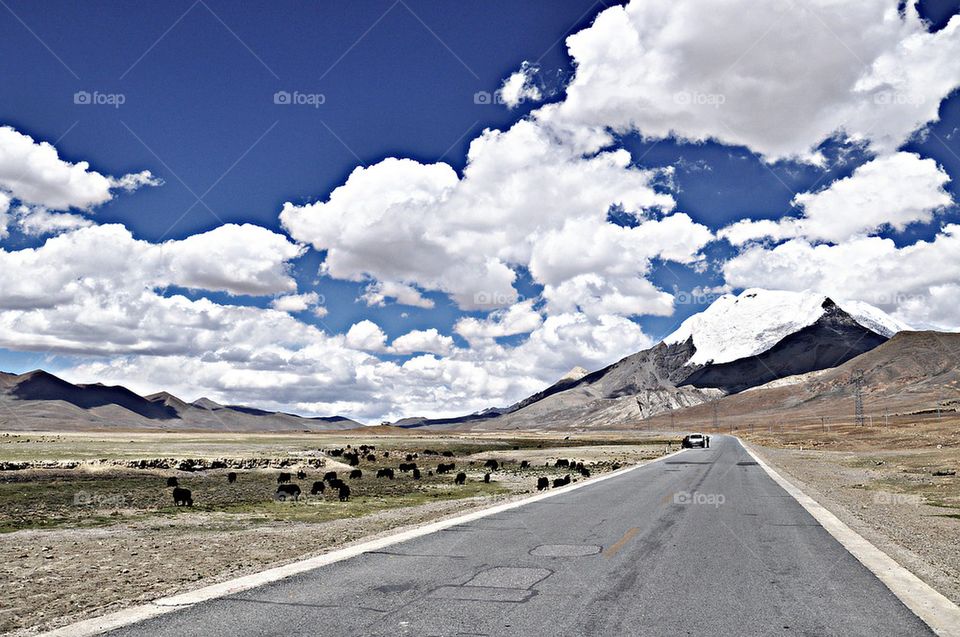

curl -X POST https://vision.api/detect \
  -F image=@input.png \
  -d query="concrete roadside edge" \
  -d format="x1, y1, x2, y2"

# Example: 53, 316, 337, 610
741, 440, 960, 637
39, 446, 686, 637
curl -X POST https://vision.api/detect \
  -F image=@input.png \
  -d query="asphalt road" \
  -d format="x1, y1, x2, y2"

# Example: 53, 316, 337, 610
108, 436, 932, 636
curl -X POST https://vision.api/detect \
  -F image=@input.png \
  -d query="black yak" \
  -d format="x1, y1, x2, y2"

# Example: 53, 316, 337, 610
277, 472, 292, 484
172, 487, 192, 506
227, 472, 237, 483
310, 481, 325, 495
276, 484, 301, 501
454, 472, 467, 485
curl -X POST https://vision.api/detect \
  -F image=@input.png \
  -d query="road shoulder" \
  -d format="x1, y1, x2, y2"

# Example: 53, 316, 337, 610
743, 441, 960, 637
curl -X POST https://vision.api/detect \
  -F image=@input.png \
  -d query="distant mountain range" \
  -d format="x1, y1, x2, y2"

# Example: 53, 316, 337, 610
1, 288, 949, 433
398, 289, 917, 431
0, 370, 361, 432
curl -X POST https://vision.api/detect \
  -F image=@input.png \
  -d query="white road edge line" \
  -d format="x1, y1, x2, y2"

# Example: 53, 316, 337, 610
741, 440, 960, 637
39, 446, 687, 637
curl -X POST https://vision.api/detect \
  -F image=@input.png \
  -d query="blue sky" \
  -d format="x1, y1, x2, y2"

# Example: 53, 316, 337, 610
1, 0, 959, 420
0, 0, 607, 338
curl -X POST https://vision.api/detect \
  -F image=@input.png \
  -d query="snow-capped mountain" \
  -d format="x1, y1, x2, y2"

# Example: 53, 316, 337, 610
664, 289, 909, 366
401, 288, 909, 431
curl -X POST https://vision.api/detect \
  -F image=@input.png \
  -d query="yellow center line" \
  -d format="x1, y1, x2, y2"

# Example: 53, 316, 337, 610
604, 527, 640, 559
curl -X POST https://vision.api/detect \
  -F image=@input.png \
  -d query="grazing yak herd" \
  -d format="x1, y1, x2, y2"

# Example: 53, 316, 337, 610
164, 442, 596, 507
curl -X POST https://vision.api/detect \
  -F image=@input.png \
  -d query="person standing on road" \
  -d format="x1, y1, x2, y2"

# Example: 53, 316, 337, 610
705, 435, 711, 448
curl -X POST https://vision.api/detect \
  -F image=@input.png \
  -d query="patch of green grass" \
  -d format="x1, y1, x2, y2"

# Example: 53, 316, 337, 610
0, 432, 653, 533
0, 466, 513, 533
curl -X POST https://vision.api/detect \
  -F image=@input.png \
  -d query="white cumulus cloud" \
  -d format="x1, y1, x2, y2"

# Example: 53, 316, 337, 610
498, 62, 543, 108
0, 124, 160, 213
391, 328, 454, 355
271, 292, 321, 313
280, 119, 692, 314
720, 152, 953, 245
536, 0, 960, 162
344, 320, 389, 352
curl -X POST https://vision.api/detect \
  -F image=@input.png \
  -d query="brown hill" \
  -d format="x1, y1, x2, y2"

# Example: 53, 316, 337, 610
0, 370, 363, 432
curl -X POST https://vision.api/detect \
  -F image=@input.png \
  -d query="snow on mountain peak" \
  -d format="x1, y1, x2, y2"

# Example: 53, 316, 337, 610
836, 299, 912, 338
664, 289, 909, 366
560, 366, 589, 382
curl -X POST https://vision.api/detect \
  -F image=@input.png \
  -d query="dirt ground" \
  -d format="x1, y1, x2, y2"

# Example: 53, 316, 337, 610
742, 420, 960, 605
0, 431, 670, 636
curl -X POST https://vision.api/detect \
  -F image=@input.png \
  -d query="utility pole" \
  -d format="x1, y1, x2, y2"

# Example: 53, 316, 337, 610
821, 416, 826, 432
852, 369, 865, 427
713, 400, 719, 431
